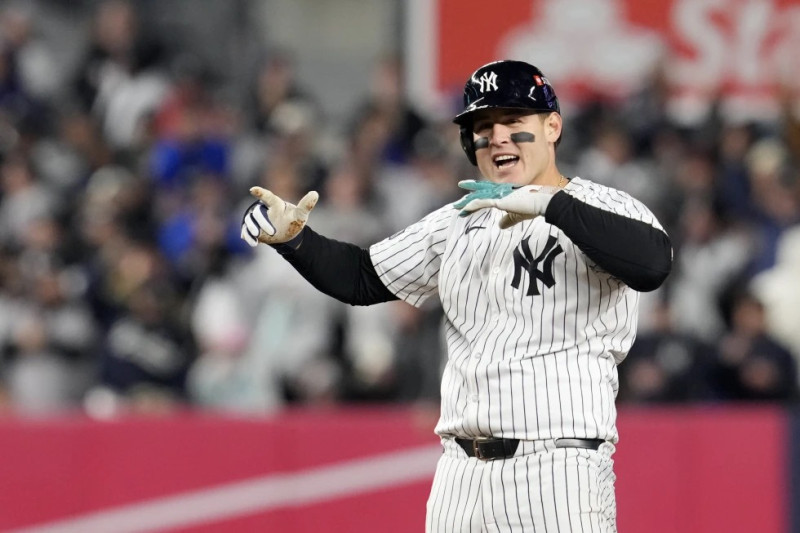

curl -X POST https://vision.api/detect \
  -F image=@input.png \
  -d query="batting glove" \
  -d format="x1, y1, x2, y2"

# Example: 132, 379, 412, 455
240, 187, 319, 247
454, 180, 559, 229
453, 180, 516, 211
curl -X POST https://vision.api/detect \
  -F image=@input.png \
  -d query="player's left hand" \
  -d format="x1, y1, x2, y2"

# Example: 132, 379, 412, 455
454, 180, 559, 229
453, 180, 516, 211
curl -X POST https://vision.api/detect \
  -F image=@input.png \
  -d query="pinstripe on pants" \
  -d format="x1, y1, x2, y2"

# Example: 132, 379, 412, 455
426, 439, 616, 532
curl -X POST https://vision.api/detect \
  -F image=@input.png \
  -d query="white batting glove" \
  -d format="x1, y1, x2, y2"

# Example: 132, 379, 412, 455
458, 183, 560, 229
240, 187, 319, 247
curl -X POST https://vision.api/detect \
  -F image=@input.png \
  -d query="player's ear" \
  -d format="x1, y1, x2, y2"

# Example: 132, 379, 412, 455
544, 112, 562, 145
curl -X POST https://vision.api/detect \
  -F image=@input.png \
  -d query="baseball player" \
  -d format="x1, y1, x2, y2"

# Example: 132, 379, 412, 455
241, 60, 672, 532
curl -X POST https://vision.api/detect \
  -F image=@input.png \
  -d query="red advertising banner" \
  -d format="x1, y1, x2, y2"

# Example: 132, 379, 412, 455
406, 0, 800, 124
0, 406, 789, 532
0, 407, 441, 533
615, 405, 788, 533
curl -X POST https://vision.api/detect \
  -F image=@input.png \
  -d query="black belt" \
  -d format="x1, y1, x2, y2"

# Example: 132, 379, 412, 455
455, 437, 605, 460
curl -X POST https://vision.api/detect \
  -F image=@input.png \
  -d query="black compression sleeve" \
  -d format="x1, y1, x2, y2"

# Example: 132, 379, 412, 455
272, 227, 399, 306
544, 191, 672, 292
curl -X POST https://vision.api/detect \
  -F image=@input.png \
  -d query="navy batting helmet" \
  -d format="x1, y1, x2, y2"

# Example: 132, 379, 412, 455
454, 60, 560, 165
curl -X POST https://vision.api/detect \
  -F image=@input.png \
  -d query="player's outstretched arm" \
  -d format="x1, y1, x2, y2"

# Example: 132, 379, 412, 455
239, 188, 397, 306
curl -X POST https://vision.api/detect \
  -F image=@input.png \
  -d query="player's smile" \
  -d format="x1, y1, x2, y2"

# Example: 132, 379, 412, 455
487, 147, 526, 183
490, 151, 525, 183
493, 154, 519, 169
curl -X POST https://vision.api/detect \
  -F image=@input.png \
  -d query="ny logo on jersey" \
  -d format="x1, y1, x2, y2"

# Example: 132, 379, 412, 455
477, 71, 498, 93
511, 235, 563, 296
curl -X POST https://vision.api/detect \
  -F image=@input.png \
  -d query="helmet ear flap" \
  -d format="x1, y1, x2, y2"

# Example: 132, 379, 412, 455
460, 125, 477, 166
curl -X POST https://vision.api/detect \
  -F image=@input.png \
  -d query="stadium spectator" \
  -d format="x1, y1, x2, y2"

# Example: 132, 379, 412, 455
711, 290, 798, 402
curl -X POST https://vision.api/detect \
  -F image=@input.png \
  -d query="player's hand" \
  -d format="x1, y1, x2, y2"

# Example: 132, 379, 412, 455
453, 180, 516, 212
240, 187, 319, 247
454, 180, 559, 229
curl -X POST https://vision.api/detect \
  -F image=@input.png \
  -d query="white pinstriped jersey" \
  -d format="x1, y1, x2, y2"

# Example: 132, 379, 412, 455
370, 177, 665, 443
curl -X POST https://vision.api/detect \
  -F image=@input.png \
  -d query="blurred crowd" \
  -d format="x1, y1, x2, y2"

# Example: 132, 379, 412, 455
0, 1, 799, 418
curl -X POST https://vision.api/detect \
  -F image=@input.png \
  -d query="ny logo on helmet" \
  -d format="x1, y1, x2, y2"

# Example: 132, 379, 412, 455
476, 71, 498, 93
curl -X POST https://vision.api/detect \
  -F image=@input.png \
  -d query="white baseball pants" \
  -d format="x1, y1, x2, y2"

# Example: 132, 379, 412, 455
426, 439, 617, 532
